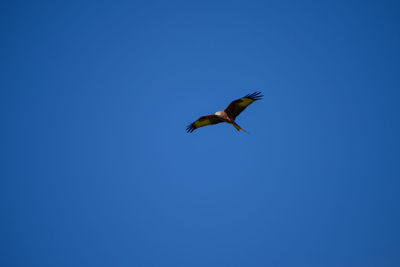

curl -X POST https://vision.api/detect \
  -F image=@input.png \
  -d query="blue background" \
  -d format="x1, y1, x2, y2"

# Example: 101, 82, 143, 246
2, 0, 400, 266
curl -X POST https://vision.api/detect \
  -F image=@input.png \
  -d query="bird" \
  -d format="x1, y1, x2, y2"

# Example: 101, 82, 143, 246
186, 91, 263, 133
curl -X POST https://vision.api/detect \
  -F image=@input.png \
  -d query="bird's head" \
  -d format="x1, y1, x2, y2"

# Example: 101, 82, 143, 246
215, 111, 222, 116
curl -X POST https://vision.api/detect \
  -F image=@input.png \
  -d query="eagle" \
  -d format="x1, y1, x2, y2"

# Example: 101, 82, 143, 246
186, 91, 263, 133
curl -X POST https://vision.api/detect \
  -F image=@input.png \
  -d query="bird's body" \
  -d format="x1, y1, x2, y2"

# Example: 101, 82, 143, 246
215, 110, 232, 122
214, 110, 246, 131
186, 91, 263, 133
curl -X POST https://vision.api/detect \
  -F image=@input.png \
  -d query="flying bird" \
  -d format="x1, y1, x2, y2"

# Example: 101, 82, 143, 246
186, 91, 263, 133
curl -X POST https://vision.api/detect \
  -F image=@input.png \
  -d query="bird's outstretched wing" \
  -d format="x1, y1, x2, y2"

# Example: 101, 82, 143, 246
224, 91, 263, 119
186, 115, 225, 133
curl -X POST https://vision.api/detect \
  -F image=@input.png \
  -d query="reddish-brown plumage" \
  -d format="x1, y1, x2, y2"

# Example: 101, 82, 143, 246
186, 91, 263, 133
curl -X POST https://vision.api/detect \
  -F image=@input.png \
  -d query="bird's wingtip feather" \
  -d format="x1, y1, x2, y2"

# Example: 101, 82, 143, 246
186, 123, 195, 133
244, 91, 263, 100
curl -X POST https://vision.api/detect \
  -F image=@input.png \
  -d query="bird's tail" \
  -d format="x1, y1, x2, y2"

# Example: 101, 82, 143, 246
232, 122, 248, 133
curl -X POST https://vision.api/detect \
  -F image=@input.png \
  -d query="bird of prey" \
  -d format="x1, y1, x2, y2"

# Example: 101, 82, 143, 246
186, 91, 263, 133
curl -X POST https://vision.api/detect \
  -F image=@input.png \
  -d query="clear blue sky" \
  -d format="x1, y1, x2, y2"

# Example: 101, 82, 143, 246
1, 0, 400, 266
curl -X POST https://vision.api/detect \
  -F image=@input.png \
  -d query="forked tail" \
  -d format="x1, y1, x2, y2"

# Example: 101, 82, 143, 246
232, 122, 248, 133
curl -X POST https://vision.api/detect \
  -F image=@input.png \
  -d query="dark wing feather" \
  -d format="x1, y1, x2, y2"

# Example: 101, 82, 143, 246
186, 115, 225, 133
224, 91, 263, 119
